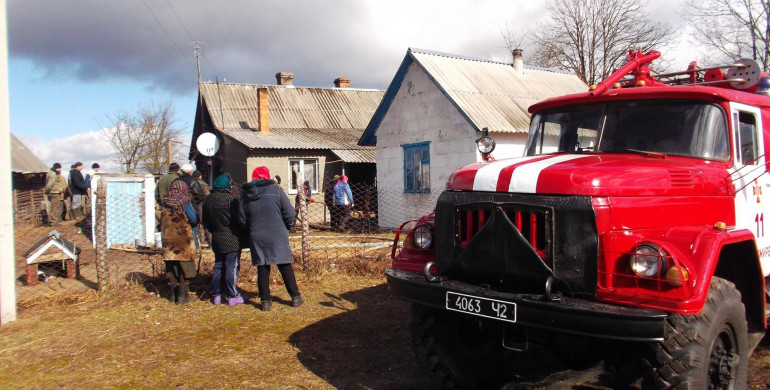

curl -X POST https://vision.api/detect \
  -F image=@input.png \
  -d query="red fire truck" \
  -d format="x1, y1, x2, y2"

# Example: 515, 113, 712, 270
386, 50, 770, 389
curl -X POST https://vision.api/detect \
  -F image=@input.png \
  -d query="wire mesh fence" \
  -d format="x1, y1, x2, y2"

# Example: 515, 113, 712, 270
12, 177, 444, 304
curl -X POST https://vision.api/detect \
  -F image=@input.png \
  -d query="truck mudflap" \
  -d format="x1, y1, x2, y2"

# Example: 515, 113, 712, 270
386, 268, 668, 342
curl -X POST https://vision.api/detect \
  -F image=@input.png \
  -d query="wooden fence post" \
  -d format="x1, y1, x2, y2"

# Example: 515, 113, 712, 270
95, 180, 109, 292
296, 173, 310, 270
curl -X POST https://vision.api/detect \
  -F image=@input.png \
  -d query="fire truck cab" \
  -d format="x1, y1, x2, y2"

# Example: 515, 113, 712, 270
386, 50, 770, 389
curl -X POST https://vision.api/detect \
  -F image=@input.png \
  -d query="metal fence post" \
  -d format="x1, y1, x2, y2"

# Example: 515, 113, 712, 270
95, 180, 109, 292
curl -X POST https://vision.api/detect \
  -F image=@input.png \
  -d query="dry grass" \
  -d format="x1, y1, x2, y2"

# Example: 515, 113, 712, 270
0, 275, 429, 390
9, 224, 770, 389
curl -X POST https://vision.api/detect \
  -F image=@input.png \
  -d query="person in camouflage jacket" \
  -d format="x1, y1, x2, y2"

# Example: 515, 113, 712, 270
44, 163, 68, 225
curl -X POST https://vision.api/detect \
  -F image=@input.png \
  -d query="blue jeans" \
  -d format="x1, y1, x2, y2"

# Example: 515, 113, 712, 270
211, 251, 240, 298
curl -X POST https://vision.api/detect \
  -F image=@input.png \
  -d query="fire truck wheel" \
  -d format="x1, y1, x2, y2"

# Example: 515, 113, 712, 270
409, 304, 505, 389
642, 277, 748, 389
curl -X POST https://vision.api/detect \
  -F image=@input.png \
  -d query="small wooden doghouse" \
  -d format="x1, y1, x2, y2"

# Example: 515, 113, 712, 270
23, 230, 81, 285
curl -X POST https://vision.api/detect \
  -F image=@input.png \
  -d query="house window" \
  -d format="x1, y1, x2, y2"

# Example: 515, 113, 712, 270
403, 142, 430, 193
289, 159, 318, 194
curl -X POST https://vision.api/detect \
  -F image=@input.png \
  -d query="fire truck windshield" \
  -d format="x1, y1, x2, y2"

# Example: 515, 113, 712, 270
525, 100, 729, 161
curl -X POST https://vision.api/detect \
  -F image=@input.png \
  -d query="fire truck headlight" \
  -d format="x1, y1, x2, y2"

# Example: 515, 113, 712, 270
630, 243, 668, 278
476, 136, 496, 154
413, 225, 433, 249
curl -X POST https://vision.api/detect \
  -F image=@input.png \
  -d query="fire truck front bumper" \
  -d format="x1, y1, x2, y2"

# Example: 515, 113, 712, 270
386, 268, 667, 342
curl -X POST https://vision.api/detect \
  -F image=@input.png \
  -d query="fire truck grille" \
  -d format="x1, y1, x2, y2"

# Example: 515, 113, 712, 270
456, 205, 551, 262
435, 192, 598, 295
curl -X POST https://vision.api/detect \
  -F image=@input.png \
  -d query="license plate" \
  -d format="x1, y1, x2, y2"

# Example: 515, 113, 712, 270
446, 291, 517, 323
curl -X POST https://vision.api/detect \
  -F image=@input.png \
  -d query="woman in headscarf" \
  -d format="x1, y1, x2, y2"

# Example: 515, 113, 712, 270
161, 179, 198, 304
239, 166, 303, 311
202, 174, 244, 306
333, 175, 354, 231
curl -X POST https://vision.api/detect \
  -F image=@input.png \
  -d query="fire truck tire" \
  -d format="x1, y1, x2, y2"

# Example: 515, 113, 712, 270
642, 277, 748, 389
409, 304, 505, 389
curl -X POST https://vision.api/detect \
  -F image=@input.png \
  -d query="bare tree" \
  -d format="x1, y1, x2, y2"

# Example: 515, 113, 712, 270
500, 22, 530, 61
103, 102, 184, 175
684, 0, 770, 70
529, 0, 676, 85
103, 111, 147, 174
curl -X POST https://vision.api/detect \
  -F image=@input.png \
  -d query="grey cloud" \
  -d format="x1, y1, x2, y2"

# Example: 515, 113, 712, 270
9, 0, 396, 93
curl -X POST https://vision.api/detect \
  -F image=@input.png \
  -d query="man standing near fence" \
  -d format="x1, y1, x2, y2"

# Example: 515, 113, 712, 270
68, 162, 88, 220
44, 162, 67, 226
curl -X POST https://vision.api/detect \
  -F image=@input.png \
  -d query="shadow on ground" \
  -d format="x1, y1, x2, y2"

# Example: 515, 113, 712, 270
289, 284, 651, 390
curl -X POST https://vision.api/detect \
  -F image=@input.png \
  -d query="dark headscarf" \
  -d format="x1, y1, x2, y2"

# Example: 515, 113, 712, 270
213, 174, 231, 190
163, 180, 189, 210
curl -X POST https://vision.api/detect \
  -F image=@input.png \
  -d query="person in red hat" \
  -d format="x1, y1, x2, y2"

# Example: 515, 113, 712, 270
239, 166, 303, 311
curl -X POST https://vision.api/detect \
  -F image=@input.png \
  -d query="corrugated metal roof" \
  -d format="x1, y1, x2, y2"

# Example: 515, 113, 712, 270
11, 134, 48, 174
409, 49, 587, 134
224, 127, 369, 150
199, 82, 384, 150
331, 149, 376, 163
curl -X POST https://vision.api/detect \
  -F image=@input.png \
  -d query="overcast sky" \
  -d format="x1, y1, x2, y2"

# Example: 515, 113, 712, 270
8, 0, 692, 172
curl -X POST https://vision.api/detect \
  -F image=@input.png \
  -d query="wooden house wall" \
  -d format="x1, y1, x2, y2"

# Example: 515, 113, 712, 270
13, 172, 47, 223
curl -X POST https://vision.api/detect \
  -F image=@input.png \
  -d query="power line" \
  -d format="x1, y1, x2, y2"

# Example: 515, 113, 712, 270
164, 0, 194, 41
140, 0, 195, 69
164, 0, 221, 76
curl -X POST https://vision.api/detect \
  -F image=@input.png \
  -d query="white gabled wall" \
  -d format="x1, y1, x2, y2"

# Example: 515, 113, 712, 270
376, 62, 477, 228
375, 63, 534, 228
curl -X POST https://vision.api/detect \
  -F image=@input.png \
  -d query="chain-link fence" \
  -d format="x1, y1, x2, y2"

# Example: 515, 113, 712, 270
13, 176, 442, 304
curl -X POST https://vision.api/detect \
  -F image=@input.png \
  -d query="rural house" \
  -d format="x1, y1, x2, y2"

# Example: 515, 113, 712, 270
11, 134, 49, 224
190, 75, 384, 204
358, 48, 587, 228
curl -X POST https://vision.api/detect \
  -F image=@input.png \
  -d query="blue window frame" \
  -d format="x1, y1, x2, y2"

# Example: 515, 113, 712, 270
403, 142, 430, 193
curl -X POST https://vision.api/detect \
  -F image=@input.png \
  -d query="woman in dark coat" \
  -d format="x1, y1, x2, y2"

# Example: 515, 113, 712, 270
239, 166, 303, 311
202, 174, 244, 306
161, 179, 198, 304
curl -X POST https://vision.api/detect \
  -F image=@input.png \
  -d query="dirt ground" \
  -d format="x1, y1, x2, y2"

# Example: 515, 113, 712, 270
1, 276, 770, 389
7, 220, 770, 388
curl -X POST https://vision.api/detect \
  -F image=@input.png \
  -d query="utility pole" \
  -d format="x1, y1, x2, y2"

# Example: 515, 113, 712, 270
191, 42, 213, 185
166, 139, 172, 167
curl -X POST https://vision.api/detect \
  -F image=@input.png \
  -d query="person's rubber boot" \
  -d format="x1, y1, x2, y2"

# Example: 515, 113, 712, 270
291, 295, 305, 308
176, 283, 190, 304
260, 300, 272, 311
228, 295, 244, 306
168, 283, 179, 303
212, 295, 222, 306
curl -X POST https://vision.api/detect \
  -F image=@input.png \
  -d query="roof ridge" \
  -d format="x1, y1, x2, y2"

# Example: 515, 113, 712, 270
200, 81, 383, 92
408, 47, 575, 75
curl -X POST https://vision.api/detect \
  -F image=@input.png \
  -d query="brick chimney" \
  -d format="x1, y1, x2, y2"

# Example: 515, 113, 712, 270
276, 72, 294, 86
334, 77, 351, 88
257, 87, 269, 132
512, 49, 524, 72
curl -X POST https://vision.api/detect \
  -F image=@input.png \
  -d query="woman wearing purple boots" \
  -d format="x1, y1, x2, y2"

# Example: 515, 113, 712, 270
202, 174, 244, 306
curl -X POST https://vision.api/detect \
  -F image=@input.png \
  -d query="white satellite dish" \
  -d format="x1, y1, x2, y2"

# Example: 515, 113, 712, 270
196, 132, 220, 157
